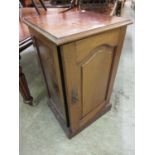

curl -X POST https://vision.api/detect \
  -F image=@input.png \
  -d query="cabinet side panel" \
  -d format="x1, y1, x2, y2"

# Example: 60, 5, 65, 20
29, 28, 67, 123
37, 39, 66, 121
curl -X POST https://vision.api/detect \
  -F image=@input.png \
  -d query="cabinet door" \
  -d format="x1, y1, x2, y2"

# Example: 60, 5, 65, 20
61, 27, 126, 133
81, 45, 114, 116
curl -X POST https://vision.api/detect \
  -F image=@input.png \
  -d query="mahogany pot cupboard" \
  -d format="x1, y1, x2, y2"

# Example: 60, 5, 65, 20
24, 8, 132, 138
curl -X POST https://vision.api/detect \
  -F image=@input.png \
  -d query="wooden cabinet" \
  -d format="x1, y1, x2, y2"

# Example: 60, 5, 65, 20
25, 8, 132, 138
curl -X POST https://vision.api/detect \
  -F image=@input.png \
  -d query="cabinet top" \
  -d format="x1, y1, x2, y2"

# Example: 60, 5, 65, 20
24, 8, 132, 45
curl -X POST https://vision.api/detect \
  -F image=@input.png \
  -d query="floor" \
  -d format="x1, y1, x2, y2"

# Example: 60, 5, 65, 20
19, 2, 135, 155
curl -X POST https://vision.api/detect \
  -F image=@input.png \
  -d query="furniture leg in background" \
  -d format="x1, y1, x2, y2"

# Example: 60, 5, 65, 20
116, 0, 125, 16
31, 0, 47, 15
39, 0, 47, 10
31, 0, 40, 14
19, 57, 33, 105
19, 35, 33, 105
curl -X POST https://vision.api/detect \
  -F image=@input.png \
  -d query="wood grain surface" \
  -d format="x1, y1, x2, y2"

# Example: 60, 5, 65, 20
19, 7, 66, 41
24, 7, 132, 45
